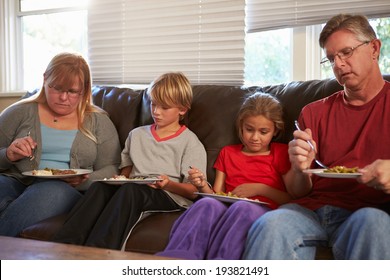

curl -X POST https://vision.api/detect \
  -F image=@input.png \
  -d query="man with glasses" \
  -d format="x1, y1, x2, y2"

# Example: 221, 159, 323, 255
243, 14, 390, 260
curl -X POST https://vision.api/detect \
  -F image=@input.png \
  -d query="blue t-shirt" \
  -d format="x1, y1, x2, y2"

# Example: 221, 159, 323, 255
39, 124, 78, 169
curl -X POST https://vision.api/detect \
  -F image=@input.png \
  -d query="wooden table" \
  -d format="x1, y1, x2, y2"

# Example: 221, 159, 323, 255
0, 236, 172, 260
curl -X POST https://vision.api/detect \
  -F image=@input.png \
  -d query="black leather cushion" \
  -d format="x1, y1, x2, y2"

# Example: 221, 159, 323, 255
92, 86, 146, 148
124, 211, 184, 254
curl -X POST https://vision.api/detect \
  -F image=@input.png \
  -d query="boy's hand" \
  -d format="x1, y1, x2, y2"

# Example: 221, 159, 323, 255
188, 166, 208, 189
148, 175, 169, 189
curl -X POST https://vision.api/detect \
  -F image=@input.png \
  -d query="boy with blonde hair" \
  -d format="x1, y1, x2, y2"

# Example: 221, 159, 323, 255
52, 72, 207, 250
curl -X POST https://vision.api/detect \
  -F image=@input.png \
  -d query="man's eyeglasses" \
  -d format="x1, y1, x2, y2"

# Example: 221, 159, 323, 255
48, 84, 83, 97
320, 41, 370, 67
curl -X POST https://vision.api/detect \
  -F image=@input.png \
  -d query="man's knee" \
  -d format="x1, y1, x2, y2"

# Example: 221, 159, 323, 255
349, 207, 390, 228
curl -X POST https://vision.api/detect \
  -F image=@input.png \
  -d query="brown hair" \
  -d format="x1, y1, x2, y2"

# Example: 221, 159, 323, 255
236, 92, 284, 143
32, 52, 104, 142
147, 72, 193, 113
319, 14, 377, 48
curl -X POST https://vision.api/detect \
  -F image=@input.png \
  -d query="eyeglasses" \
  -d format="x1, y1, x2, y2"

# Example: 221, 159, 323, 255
48, 84, 83, 97
320, 41, 370, 67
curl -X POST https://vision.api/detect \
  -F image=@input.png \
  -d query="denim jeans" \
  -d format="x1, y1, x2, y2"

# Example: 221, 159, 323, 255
243, 203, 390, 260
0, 175, 82, 236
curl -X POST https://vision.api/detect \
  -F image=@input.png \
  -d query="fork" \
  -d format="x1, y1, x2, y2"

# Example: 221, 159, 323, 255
294, 121, 328, 169
27, 131, 35, 161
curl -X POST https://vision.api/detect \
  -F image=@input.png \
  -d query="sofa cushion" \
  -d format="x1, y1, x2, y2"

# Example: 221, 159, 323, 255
92, 86, 146, 148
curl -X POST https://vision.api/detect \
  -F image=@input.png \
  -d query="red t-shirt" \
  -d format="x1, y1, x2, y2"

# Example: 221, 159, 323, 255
213, 142, 291, 209
295, 81, 390, 211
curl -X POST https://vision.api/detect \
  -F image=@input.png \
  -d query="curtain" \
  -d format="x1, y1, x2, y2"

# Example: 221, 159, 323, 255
88, 0, 246, 85
246, 0, 390, 33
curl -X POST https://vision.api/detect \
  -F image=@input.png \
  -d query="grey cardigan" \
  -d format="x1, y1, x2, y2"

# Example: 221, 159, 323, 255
0, 101, 121, 191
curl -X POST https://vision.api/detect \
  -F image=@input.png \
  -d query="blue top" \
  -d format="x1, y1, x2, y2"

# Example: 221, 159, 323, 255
39, 124, 78, 169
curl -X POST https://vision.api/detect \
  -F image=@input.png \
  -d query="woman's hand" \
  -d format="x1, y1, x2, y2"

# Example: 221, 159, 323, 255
61, 174, 89, 187
6, 135, 37, 162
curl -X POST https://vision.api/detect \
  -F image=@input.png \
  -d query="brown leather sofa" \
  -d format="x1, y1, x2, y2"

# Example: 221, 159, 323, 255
19, 75, 390, 259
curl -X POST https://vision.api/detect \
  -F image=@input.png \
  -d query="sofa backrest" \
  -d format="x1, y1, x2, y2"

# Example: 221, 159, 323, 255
92, 74, 390, 184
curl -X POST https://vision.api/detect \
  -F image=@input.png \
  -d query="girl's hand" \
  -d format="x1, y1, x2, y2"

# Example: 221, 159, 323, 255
231, 184, 259, 198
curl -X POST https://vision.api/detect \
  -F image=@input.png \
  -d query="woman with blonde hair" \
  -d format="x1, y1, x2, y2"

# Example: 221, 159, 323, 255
0, 52, 121, 236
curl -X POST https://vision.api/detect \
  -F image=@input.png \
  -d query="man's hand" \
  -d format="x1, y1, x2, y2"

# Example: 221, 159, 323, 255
358, 159, 390, 194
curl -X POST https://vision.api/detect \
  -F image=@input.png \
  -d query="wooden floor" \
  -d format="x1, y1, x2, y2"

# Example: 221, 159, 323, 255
0, 236, 173, 260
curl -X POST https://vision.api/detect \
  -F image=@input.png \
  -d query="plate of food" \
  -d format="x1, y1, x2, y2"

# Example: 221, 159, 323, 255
303, 166, 362, 178
22, 168, 93, 178
194, 192, 270, 205
95, 175, 163, 185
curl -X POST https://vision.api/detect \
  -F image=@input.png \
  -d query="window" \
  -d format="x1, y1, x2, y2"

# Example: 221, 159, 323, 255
1, 1, 389, 93
244, 16, 390, 85
245, 0, 390, 85
20, 0, 88, 90
244, 29, 291, 86
88, 0, 245, 86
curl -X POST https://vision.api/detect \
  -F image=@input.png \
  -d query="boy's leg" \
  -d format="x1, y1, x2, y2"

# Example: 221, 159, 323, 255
85, 184, 179, 250
51, 182, 116, 244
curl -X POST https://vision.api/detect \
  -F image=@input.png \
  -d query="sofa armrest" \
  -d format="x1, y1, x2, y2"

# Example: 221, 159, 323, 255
19, 214, 66, 241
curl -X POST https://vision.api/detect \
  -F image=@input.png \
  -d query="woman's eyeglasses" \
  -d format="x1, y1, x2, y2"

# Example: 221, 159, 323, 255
48, 84, 83, 97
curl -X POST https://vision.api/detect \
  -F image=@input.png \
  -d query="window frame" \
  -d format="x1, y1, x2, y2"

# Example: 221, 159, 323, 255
0, 0, 88, 94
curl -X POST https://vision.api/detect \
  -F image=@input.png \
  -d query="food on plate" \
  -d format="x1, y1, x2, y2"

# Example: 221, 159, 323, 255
324, 166, 359, 173
31, 169, 52, 176
32, 168, 77, 176
103, 175, 148, 180
129, 176, 147, 180
104, 175, 127, 180
214, 191, 260, 202
215, 191, 239, 198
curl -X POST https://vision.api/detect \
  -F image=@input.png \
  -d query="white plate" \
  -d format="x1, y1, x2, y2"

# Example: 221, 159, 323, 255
94, 177, 163, 185
194, 192, 270, 205
22, 169, 93, 178
303, 169, 362, 178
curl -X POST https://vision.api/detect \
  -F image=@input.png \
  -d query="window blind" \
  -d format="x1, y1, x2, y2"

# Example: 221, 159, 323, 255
246, 0, 390, 33
88, 0, 245, 85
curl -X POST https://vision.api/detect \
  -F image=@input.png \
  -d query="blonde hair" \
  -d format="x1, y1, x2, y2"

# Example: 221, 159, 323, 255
31, 52, 104, 143
236, 92, 284, 143
147, 72, 193, 115
319, 14, 377, 48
